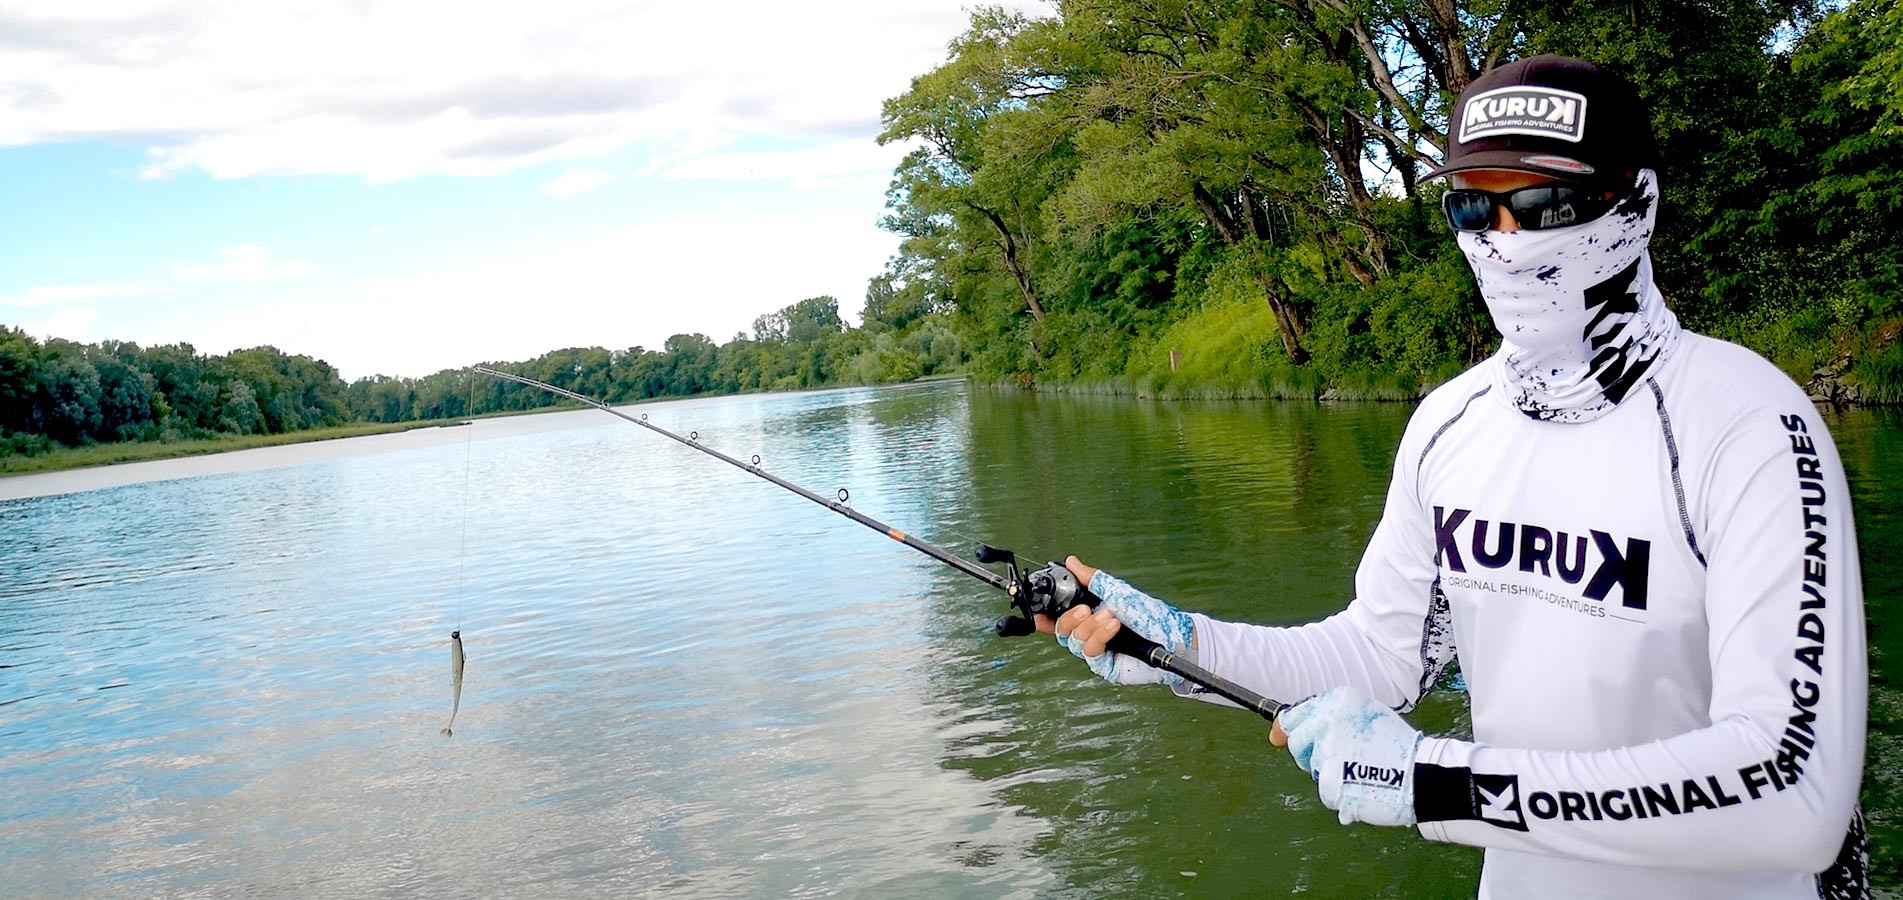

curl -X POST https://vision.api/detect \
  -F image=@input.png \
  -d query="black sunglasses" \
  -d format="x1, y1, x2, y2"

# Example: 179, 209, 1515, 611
1441, 182, 1617, 233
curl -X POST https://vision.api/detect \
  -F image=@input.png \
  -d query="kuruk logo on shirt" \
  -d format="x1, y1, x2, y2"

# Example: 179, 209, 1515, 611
1433, 506, 1651, 610
1458, 86, 1589, 144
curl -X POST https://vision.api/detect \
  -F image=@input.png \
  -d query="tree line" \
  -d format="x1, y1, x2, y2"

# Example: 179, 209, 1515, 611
873, 0, 1900, 401
0, 329, 351, 457
0, 294, 963, 458
346, 294, 962, 422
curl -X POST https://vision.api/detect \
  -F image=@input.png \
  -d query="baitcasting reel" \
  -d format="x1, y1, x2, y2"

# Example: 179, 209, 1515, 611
972, 543, 1286, 720
973, 543, 1097, 637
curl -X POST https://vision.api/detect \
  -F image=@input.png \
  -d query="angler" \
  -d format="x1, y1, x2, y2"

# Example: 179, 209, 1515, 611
1055, 55, 1868, 900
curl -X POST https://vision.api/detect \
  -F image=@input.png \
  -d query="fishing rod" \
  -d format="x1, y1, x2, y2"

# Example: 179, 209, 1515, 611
471, 365, 1286, 723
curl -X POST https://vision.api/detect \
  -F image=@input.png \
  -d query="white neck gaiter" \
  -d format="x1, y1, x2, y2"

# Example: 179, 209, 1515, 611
1457, 169, 1681, 423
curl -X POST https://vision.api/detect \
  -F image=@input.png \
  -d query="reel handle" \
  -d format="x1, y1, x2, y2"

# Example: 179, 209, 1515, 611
994, 614, 1038, 637
973, 544, 1016, 565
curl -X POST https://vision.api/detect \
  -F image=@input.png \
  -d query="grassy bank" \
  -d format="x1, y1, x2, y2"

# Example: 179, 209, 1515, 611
0, 419, 472, 476
0, 383, 915, 479
1017, 374, 1429, 402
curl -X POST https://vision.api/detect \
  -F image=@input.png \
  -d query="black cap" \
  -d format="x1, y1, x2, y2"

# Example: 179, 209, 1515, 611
1426, 55, 1655, 182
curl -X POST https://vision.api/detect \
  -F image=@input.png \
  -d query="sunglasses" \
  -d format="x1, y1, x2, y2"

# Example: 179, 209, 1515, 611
1441, 182, 1617, 233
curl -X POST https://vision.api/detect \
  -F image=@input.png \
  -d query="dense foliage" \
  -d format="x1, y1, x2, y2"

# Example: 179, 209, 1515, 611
0, 293, 963, 459
874, 0, 1903, 401
0, 330, 349, 458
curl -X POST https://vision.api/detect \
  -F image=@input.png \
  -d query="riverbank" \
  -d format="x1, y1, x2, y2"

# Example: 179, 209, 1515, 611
1016, 375, 1427, 402
0, 380, 923, 478
0, 419, 472, 476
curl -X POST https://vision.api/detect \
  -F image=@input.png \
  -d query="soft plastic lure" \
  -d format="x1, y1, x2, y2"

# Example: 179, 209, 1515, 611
442, 630, 464, 736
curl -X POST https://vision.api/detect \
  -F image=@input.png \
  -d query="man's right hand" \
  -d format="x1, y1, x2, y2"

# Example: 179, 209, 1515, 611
1049, 558, 1195, 686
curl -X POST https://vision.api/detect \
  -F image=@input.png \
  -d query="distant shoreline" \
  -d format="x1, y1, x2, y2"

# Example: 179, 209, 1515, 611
0, 407, 605, 478
0, 379, 962, 479
0, 419, 463, 477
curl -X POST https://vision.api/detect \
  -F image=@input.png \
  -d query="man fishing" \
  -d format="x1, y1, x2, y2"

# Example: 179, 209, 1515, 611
1049, 55, 1868, 898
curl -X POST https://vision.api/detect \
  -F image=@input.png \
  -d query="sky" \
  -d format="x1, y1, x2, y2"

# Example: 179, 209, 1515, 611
0, 0, 1031, 380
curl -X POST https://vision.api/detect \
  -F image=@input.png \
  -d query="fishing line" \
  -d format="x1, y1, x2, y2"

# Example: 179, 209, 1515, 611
455, 366, 477, 632
441, 366, 477, 737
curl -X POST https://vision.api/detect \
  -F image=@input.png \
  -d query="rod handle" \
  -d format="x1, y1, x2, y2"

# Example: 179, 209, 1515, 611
1103, 626, 1167, 665
1096, 606, 1285, 723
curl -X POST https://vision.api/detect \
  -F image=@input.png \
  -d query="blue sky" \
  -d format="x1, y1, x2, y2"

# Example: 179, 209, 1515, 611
0, 1, 1018, 380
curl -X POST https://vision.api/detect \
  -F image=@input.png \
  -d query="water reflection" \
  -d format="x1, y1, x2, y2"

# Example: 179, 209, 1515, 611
1825, 405, 1902, 890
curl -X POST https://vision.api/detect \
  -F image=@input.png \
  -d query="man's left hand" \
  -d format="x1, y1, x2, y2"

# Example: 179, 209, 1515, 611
1273, 686, 1424, 827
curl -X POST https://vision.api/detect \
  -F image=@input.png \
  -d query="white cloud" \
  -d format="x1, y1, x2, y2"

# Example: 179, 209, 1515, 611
171, 244, 317, 282
1, 246, 310, 317
540, 168, 616, 198
656, 139, 913, 189
21, 308, 100, 342
0, 0, 1041, 181
0, 282, 167, 307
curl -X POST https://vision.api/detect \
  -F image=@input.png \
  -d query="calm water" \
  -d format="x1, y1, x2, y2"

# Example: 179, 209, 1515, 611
1, 383, 1897, 898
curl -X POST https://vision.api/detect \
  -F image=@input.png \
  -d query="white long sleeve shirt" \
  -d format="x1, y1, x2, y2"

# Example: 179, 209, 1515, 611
1181, 334, 1867, 899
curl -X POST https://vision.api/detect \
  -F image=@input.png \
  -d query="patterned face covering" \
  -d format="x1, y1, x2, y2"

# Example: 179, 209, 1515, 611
1457, 169, 1681, 423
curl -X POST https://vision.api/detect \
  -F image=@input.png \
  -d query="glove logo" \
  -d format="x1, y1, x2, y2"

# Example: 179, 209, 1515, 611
1474, 774, 1529, 832
1342, 761, 1406, 789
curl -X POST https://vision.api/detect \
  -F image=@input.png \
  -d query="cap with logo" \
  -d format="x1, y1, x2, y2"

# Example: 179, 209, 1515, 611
1426, 54, 1655, 183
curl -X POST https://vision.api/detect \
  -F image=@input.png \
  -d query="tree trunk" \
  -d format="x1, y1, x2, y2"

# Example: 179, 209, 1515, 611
1193, 182, 1310, 364
972, 204, 1045, 321
1256, 270, 1310, 364
1430, 0, 1479, 94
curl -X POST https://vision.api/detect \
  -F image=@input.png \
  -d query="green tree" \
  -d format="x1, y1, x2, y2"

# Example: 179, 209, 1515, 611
868, 0, 1891, 399
34, 340, 104, 444
662, 334, 717, 395
861, 262, 940, 334
880, 8, 1075, 341
1683, 0, 1903, 400
219, 381, 265, 435
783, 296, 845, 344
218, 346, 345, 433
91, 350, 156, 439
0, 326, 40, 435
141, 343, 220, 434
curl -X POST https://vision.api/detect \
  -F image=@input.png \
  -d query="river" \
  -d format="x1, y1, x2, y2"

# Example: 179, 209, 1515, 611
1, 382, 1896, 898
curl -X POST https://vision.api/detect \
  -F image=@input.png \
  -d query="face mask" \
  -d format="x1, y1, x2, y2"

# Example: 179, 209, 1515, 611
1457, 169, 1680, 423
